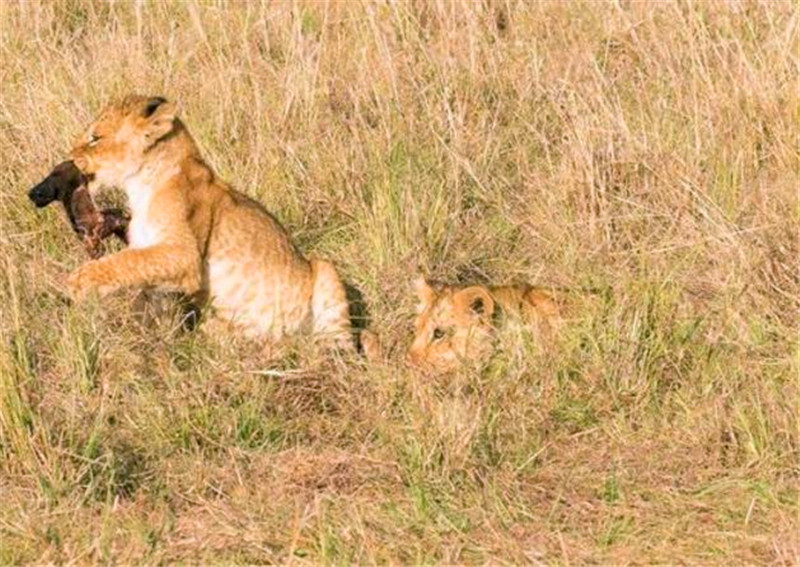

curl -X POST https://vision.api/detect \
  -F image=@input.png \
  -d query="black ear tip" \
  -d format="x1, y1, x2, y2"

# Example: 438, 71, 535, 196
143, 96, 168, 118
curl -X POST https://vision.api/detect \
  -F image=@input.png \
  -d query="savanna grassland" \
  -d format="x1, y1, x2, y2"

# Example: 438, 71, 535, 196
0, 1, 798, 564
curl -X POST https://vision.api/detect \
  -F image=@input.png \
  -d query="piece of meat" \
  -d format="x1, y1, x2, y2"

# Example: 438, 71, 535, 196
28, 160, 129, 258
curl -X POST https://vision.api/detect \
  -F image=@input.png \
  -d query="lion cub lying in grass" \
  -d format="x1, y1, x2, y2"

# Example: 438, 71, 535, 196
407, 277, 561, 372
65, 94, 376, 356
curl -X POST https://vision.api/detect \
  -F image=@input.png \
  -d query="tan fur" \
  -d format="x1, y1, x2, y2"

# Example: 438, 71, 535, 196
407, 277, 561, 372
66, 95, 357, 351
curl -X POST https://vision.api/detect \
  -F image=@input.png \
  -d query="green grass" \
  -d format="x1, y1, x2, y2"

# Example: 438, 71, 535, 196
0, 1, 798, 564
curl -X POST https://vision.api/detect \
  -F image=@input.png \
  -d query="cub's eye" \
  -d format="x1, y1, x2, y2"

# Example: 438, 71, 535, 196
87, 134, 101, 147
432, 328, 446, 341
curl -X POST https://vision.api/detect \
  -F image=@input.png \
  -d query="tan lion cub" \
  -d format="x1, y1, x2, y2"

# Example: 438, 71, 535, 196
407, 277, 560, 372
66, 94, 371, 354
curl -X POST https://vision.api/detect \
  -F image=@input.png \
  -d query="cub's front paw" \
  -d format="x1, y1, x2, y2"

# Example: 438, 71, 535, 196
359, 329, 383, 361
66, 262, 110, 301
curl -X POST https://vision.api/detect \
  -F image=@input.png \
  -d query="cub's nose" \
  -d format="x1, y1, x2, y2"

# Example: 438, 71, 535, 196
28, 180, 57, 208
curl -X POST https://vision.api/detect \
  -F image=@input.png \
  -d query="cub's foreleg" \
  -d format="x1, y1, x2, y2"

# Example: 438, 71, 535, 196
67, 243, 201, 300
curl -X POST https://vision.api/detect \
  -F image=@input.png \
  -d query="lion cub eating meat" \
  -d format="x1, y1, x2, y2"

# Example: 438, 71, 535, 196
407, 277, 561, 372
66, 94, 365, 353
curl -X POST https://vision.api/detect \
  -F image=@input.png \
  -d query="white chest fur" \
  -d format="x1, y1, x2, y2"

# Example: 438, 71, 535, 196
124, 176, 163, 249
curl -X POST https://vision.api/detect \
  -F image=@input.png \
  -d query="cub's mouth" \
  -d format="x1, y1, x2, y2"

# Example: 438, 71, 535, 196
27, 160, 86, 208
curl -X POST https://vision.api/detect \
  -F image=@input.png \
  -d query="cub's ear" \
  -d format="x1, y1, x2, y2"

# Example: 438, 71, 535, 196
453, 286, 494, 321
412, 276, 436, 312
141, 96, 176, 145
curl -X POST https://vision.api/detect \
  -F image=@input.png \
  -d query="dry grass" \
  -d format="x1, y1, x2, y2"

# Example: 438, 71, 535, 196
0, 0, 798, 564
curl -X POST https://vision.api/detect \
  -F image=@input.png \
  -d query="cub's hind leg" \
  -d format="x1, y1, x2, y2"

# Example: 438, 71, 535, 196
309, 259, 354, 352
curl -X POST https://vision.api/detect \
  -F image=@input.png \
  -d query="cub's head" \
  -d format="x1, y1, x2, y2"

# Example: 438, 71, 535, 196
69, 95, 177, 186
407, 278, 496, 372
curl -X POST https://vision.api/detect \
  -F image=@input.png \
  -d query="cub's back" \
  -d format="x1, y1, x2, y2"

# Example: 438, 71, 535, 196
203, 183, 314, 338
489, 285, 561, 325
203, 183, 307, 266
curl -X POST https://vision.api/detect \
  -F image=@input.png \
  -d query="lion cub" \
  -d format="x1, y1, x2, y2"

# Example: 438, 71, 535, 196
407, 277, 560, 372
66, 94, 368, 353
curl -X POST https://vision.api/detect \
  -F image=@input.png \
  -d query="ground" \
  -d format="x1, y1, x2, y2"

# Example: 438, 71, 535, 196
0, 1, 797, 565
